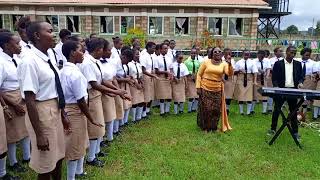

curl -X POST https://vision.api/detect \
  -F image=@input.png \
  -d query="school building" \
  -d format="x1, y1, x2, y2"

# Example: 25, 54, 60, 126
0, 0, 269, 49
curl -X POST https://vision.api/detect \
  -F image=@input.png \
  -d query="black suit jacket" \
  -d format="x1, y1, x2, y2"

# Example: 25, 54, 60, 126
272, 59, 304, 88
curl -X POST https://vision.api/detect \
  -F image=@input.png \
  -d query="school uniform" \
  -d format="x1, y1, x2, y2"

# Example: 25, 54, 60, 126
140, 52, 156, 103
171, 62, 189, 114
253, 58, 271, 101
167, 48, 176, 62
267, 56, 283, 112
17, 44, 65, 174
155, 54, 173, 100
184, 57, 201, 112
53, 41, 67, 68
196, 55, 204, 64
116, 63, 132, 111
100, 58, 117, 141
300, 59, 317, 113
18, 40, 31, 58
313, 62, 320, 118
222, 57, 236, 99
0, 105, 6, 155
80, 54, 105, 140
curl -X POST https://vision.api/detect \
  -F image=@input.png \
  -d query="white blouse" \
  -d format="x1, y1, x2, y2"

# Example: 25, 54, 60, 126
80, 54, 103, 90
128, 61, 143, 79
0, 52, 21, 92
170, 62, 189, 78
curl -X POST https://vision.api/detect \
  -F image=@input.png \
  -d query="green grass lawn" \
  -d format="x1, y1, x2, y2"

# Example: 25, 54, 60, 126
18, 103, 320, 179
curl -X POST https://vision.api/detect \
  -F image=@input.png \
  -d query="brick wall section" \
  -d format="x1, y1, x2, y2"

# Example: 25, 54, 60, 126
114, 16, 120, 34
92, 16, 100, 35
189, 17, 197, 36
135, 16, 142, 30
59, 16, 67, 29
83, 15, 93, 35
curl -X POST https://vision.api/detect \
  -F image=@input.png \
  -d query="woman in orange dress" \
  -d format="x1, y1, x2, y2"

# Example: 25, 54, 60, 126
196, 47, 233, 132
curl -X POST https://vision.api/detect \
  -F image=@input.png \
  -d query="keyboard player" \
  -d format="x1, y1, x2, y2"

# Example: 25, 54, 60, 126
268, 46, 304, 141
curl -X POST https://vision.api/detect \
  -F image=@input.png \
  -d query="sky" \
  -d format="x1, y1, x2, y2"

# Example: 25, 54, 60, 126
280, 0, 319, 31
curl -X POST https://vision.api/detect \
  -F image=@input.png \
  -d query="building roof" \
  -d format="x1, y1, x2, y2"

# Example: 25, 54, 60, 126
0, 0, 269, 8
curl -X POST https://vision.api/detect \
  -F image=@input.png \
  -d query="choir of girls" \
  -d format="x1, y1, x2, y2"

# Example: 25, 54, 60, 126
0, 16, 319, 180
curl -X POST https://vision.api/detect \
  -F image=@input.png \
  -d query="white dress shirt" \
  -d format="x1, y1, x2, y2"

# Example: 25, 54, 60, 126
116, 63, 129, 78
155, 54, 173, 72
253, 58, 271, 75
269, 56, 284, 68
60, 62, 88, 104
0, 52, 21, 92
301, 59, 316, 75
100, 58, 116, 81
284, 59, 294, 88
167, 48, 176, 62
128, 61, 143, 79
53, 41, 67, 67
222, 56, 236, 67
17, 44, 59, 100
170, 62, 189, 78
235, 59, 258, 73
80, 54, 103, 90
139, 52, 156, 73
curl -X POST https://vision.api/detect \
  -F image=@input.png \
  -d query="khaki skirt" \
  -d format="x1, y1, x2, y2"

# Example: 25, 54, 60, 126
267, 73, 273, 87
143, 75, 155, 102
186, 77, 198, 99
130, 82, 145, 105
114, 95, 124, 120
313, 80, 320, 107
87, 89, 105, 139
302, 75, 317, 90
3, 90, 29, 144
172, 78, 186, 102
102, 95, 116, 122
0, 105, 7, 154
224, 77, 235, 99
119, 82, 132, 110
234, 74, 254, 102
155, 75, 172, 100
253, 76, 268, 101
64, 104, 89, 161
27, 99, 65, 174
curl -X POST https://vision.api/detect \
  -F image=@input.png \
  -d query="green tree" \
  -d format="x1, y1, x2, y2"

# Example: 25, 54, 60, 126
315, 21, 320, 36
286, 25, 299, 35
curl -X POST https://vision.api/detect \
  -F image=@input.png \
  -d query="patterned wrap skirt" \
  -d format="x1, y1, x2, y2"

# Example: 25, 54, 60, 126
3, 90, 29, 143
143, 75, 155, 102
27, 99, 65, 174
186, 76, 198, 99
130, 81, 145, 105
172, 78, 186, 102
155, 74, 172, 100
119, 82, 132, 110
197, 89, 222, 131
234, 74, 254, 102
101, 95, 116, 122
64, 104, 89, 161
253, 75, 268, 101
87, 89, 105, 139
223, 76, 236, 99
0, 105, 7, 154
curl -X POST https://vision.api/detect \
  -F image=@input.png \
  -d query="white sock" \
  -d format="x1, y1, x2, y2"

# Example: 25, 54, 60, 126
165, 101, 171, 113
7, 143, 17, 166
67, 160, 77, 180
314, 107, 319, 118
174, 104, 178, 114
76, 157, 84, 175
119, 118, 124, 127
262, 101, 268, 113
267, 97, 273, 111
131, 108, 137, 122
95, 137, 103, 154
106, 121, 114, 142
251, 101, 256, 112
21, 137, 31, 161
160, 103, 165, 114
239, 104, 244, 114
146, 107, 150, 113
188, 101, 193, 112
192, 99, 198, 111
87, 140, 97, 162
0, 157, 6, 177
124, 109, 130, 123
136, 107, 143, 120
179, 103, 184, 112
142, 110, 147, 118
247, 103, 252, 115
114, 120, 119, 132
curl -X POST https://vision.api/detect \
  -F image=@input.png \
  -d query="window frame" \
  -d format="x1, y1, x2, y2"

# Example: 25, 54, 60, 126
207, 17, 223, 36
99, 16, 115, 35
119, 16, 135, 35
227, 17, 244, 37
66, 15, 81, 34
11, 14, 24, 31
0, 15, 3, 29
46, 15, 60, 33
174, 17, 190, 36
148, 16, 164, 36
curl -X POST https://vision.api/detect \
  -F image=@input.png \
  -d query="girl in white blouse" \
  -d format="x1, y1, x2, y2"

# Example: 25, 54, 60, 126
128, 48, 145, 122
61, 40, 103, 180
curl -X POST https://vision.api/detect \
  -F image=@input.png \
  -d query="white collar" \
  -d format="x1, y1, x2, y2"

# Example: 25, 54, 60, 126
30, 44, 50, 62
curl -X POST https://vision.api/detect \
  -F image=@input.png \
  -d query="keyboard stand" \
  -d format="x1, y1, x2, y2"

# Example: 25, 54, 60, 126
268, 98, 304, 149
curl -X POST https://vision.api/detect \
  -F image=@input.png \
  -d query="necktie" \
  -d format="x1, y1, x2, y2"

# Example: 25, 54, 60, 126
192, 60, 195, 74
260, 60, 264, 85
150, 55, 154, 71
95, 62, 103, 79
12, 58, 17, 68
26, 44, 31, 49
47, 59, 65, 109
163, 56, 168, 77
244, 60, 248, 87
135, 62, 139, 79
177, 63, 181, 79
101, 59, 108, 63
125, 64, 130, 76
117, 49, 120, 55
302, 61, 306, 79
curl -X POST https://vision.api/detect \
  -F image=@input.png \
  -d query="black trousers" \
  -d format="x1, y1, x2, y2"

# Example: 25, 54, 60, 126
271, 97, 299, 134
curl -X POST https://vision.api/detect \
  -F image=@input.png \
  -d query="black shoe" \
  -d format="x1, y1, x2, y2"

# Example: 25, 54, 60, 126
1, 173, 20, 180
96, 151, 107, 157
250, 111, 255, 115
160, 113, 165, 117
240, 113, 244, 116
86, 158, 104, 167
268, 110, 273, 114
262, 112, 268, 115
179, 111, 184, 114
8, 163, 26, 173
192, 110, 197, 113
114, 132, 120, 136
75, 172, 87, 179
22, 159, 30, 164
100, 141, 107, 148
294, 133, 301, 142
188, 111, 192, 113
